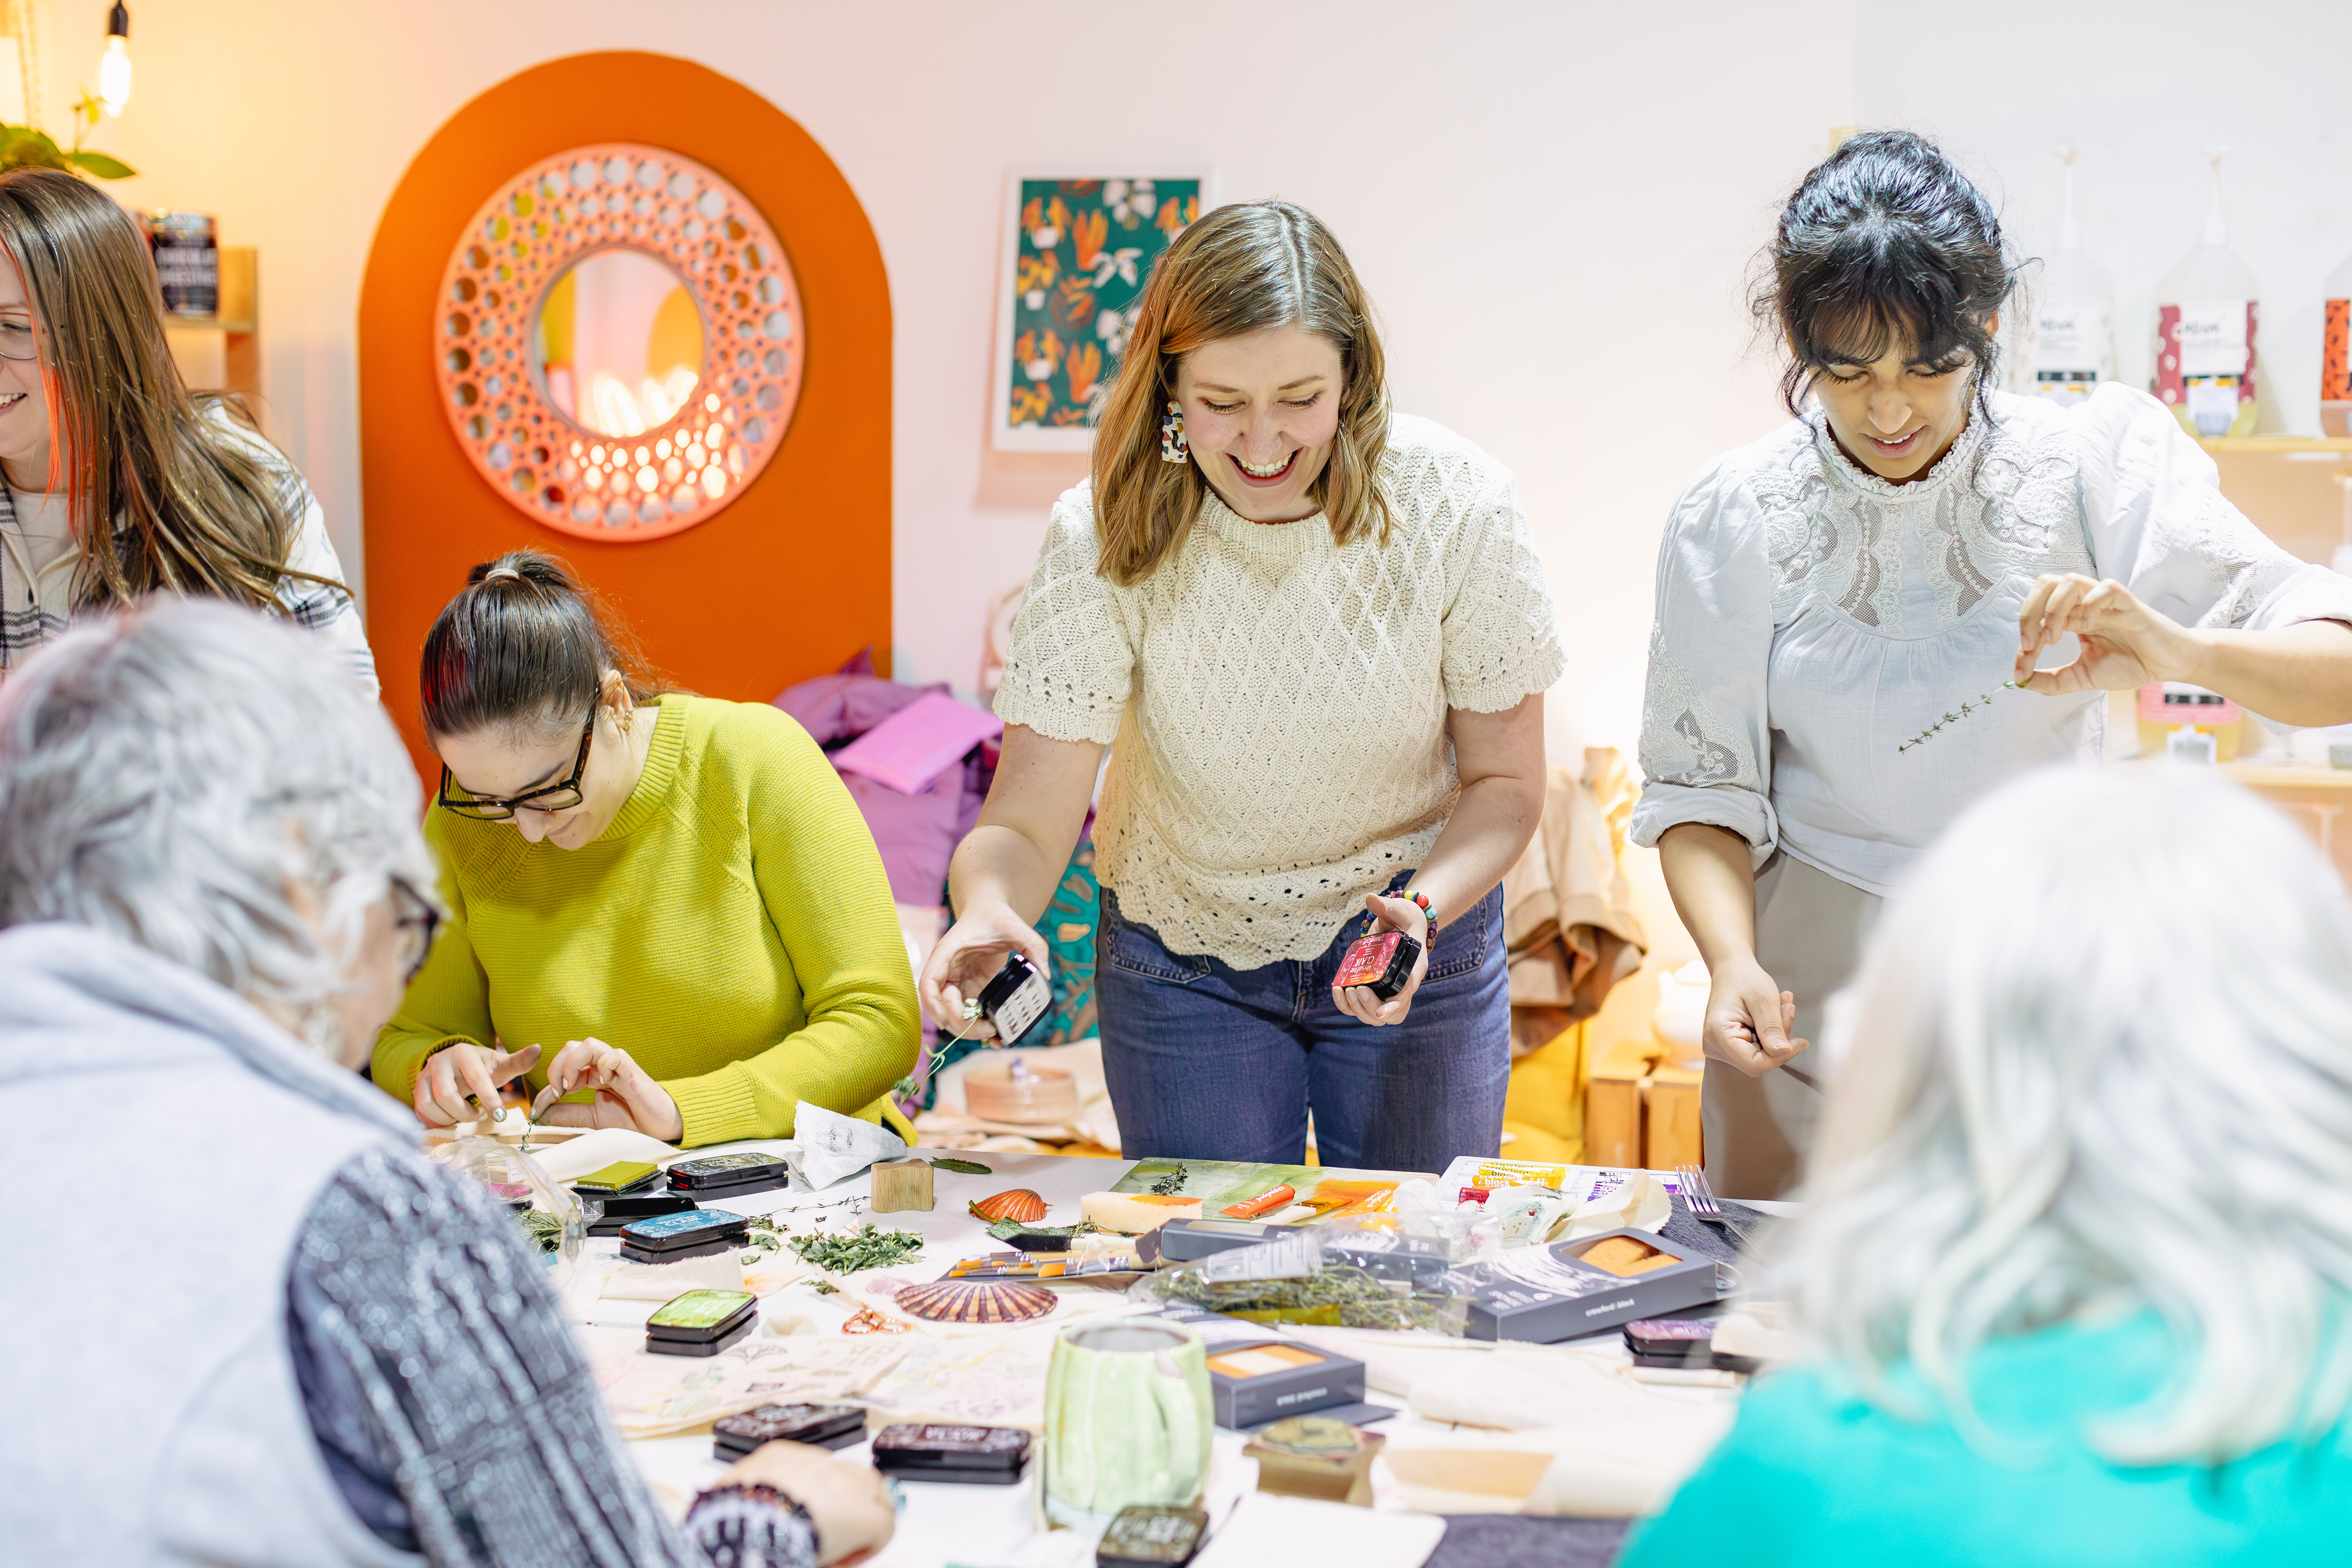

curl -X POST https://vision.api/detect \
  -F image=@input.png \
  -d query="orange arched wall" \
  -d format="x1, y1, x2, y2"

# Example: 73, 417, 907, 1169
360, 52, 890, 779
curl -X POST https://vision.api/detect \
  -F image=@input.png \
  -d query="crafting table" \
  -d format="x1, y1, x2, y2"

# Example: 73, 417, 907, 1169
569, 1142, 1744, 1568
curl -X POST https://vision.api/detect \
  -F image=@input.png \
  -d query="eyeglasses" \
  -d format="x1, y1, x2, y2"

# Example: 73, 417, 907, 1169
437, 712, 595, 821
0, 318, 38, 362
389, 874, 441, 985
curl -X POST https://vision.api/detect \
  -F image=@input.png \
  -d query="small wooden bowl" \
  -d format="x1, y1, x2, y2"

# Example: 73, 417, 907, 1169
964, 1058, 1079, 1125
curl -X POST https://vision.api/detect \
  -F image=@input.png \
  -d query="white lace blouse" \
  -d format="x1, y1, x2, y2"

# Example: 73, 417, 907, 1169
1631, 383, 2352, 895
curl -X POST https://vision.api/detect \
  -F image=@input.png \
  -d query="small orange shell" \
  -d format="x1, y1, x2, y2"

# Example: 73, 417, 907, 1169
968, 1188, 1048, 1225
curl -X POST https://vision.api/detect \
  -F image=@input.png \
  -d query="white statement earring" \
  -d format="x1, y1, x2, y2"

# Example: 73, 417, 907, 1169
1159, 399, 1190, 465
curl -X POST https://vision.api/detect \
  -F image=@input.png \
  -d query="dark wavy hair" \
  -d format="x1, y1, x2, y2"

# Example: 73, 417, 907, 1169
1754, 130, 2021, 428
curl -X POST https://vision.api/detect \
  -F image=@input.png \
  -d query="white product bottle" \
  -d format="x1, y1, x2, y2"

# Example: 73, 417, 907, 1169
2151, 146, 2260, 439
2023, 148, 2113, 408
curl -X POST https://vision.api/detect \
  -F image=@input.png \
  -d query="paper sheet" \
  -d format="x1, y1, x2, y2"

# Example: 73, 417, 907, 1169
1191, 1494, 1445, 1568
594, 1334, 912, 1437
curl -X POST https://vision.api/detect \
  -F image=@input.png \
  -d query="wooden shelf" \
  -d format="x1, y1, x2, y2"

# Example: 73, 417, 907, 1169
2198, 436, 2352, 455
2222, 761, 2352, 791
160, 246, 259, 399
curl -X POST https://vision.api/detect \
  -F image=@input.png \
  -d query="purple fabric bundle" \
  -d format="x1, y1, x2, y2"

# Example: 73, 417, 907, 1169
773, 650, 996, 907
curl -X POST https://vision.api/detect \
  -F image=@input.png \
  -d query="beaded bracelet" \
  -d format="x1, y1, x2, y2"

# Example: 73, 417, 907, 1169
1405, 889, 1436, 949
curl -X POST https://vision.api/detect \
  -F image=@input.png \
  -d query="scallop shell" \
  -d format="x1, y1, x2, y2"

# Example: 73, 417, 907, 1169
894, 1279, 1057, 1325
968, 1188, 1049, 1225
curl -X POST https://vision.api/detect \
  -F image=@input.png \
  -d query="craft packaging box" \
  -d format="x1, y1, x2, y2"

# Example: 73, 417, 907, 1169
1204, 1340, 1366, 1429
1460, 1229, 1725, 1343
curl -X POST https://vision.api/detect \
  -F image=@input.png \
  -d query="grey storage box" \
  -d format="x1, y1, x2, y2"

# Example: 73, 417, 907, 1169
1460, 1229, 1726, 1343
1203, 1339, 1368, 1430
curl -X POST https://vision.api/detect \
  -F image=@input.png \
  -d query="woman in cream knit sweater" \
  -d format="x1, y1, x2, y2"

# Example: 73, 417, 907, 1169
920, 200, 1563, 1170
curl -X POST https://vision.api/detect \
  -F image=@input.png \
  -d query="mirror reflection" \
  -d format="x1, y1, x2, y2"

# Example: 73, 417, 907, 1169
533, 246, 704, 436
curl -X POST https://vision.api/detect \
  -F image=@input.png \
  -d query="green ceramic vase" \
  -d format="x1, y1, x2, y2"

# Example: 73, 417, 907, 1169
1041, 1317, 1213, 1522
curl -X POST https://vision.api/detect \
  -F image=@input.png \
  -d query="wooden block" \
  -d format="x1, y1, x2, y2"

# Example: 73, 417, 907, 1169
1244, 1416, 1384, 1507
1643, 1063, 1703, 1173
1586, 1034, 1653, 1168
869, 1157, 933, 1213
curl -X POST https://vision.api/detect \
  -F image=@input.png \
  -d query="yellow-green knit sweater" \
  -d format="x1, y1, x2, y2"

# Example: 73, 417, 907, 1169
372, 694, 920, 1146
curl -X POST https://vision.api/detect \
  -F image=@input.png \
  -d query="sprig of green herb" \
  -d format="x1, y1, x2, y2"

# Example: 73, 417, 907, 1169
787, 1223, 926, 1274
1164, 1263, 1446, 1331
930, 1157, 991, 1175
1150, 1161, 1189, 1196
517, 1208, 563, 1255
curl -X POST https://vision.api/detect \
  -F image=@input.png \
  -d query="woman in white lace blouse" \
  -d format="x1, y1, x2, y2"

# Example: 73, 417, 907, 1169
1636, 131, 2352, 1198
919, 201, 1563, 1171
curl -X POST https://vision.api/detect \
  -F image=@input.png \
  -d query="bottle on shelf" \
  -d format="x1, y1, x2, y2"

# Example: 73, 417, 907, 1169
2151, 145, 2259, 439
2323, 251, 2352, 437
2020, 148, 2113, 408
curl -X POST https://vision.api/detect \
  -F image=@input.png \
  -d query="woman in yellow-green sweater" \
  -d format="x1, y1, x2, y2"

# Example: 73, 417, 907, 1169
371, 550, 919, 1145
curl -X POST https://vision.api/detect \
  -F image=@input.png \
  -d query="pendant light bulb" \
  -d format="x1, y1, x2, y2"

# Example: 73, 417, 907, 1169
97, 4, 131, 118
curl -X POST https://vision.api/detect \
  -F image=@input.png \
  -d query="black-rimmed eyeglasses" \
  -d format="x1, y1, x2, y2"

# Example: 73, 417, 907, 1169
389, 874, 441, 985
436, 712, 595, 821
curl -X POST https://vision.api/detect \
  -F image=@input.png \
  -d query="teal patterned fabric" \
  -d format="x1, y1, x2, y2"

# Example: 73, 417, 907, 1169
916, 835, 1097, 1110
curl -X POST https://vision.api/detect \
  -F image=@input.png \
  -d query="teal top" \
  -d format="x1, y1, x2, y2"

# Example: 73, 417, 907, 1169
1620, 1315, 2352, 1568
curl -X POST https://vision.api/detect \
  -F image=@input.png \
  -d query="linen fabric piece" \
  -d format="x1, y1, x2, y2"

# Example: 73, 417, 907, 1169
372, 695, 920, 1146
995, 414, 1565, 969
1632, 383, 2352, 896
0, 406, 376, 692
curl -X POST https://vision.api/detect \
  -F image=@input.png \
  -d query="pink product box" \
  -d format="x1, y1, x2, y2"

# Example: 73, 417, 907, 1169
831, 690, 1004, 796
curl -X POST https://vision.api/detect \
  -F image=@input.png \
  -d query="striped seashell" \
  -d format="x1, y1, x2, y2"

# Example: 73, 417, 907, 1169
893, 1279, 1057, 1325
967, 1188, 1049, 1225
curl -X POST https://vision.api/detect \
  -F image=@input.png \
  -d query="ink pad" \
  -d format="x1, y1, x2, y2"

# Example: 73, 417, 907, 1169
645, 1316, 756, 1357
584, 1190, 698, 1237
713, 1402, 868, 1460
1334, 931, 1420, 1000
646, 1289, 758, 1341
869, 1422, 1030, 1484
667, 1153, 792, 1198
1098, 1503, 1210, 1568
617, 1207, 750, 1264
1623, 1317, 1718, 1368
977, 950, 1051, 1047
574, 1160, 664, 1196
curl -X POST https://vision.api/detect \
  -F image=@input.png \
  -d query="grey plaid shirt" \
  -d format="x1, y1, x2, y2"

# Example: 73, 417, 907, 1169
0, 433, 377, 693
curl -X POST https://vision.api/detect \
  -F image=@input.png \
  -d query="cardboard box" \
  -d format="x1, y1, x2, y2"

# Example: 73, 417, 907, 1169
1204, 1340, 1367, 1430
1459, 1229, 1725, 1343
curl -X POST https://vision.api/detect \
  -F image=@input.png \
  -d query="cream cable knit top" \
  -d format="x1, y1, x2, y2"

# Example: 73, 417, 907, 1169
994, 413, 1565, 969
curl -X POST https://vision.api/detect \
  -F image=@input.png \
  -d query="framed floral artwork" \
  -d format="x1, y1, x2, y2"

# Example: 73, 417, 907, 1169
991, 169, 1209, 452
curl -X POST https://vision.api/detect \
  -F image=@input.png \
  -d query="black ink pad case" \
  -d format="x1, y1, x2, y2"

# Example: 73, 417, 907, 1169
1098, 1503, 1210, 1568
1204, 1339, 1369, 1430
977, 950, 1051, 1046
645, 1288, 758, 1357
1154, 1216, 1275, 1265
585, 1190, 698, 1237
1333, 931, 1420, 1000
1624, 1317, 1719, 1368
618, 1207, 751, 1264
667, 1152, 791, 1200
869, 1422, 1031, 1484
712, 1402, 868, 1461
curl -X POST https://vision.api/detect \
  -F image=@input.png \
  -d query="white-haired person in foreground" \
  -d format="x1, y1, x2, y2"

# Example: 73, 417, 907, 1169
1621, 766, 2352, 1566
0, 599, 892, 1568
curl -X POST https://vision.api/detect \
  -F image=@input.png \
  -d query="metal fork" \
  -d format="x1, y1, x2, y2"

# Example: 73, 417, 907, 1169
1677, 1165, 1745, 1235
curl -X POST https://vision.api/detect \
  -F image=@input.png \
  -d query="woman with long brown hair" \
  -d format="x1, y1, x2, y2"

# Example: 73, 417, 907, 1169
919, 200, 1562, 1171
0, 168, 369, 688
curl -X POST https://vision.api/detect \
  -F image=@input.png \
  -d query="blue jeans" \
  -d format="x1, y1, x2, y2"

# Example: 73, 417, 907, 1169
1095, 876, 1510, 1172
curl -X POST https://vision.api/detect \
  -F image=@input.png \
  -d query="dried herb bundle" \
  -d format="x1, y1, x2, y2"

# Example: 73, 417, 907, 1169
787, 1223, 926, 1274
1162, 1263, 1445, 1332
516, 1208, 563, 1255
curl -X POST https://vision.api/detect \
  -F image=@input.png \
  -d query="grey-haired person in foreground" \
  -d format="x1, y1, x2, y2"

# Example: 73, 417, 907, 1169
0, 599, 892, 1567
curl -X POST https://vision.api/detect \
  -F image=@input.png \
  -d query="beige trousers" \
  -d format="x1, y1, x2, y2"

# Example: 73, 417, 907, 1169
1700, 853, 1881, 1200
